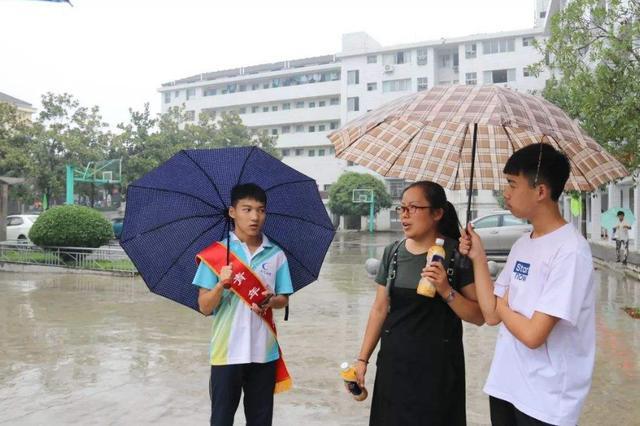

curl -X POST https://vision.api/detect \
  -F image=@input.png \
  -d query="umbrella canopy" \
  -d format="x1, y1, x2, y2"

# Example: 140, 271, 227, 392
120, 147, 335, 311
328, 85, 628, 192
601, 207, 636, 230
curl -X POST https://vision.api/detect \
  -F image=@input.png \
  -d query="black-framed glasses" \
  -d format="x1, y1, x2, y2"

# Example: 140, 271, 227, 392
395, 205, 433, 216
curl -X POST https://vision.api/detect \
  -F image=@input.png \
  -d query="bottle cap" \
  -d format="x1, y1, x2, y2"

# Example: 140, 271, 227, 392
340, 361, 350, 370
435, 238, 445, 246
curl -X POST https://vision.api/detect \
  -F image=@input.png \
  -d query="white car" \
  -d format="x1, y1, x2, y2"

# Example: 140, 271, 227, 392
5, 214, 39, 242
471, 211, 532, 255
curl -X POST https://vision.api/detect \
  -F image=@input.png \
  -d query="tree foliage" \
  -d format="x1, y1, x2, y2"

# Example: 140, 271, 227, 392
328, 172, 392, 216
534, 0, 640, 170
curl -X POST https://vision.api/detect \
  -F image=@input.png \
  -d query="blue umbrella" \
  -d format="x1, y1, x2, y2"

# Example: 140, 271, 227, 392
120, 147, 335, 311
601, 207, 636, 230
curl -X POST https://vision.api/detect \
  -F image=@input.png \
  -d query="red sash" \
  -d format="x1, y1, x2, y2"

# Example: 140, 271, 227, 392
196, 241, 292, 393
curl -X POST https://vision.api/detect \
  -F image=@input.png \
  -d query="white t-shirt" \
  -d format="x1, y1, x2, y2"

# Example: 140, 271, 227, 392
613, 221, 630, 241
484, 224, 595, 426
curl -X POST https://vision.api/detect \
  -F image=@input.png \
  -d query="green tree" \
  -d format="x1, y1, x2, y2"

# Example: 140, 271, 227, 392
31, 93, 112, 205
0, 102, 31, 177
328, 172, 392, 216
534, 0, 640, 169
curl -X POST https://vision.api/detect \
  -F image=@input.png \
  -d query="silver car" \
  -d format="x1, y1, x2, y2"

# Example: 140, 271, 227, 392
471, 211, 532, 255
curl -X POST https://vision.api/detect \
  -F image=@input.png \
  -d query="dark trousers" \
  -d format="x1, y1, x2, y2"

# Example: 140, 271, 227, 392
616, 239, 629, 263
490, 396, 556, 426
209, 361, 276, 426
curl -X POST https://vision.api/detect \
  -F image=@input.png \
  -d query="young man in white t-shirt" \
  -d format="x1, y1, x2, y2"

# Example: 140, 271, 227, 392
460, 143, 596, 426
612, 211, 632, 264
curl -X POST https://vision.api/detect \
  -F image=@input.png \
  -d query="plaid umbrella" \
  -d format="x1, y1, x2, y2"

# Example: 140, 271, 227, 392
328, 85, 628, 196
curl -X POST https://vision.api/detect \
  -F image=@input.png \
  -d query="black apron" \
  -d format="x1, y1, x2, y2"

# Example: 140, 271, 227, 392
370, 241, 467, 426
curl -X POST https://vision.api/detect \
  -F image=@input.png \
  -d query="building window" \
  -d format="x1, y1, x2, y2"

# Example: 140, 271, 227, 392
483, 38, 515, 55
347, 97, 359, 112
185, 110, 195, 121
271, 128, 279, 136
367, 82, 378, 91
522, 36, 535, 47
417, 78, 428, 91
439, 54, 450, 68
202, 108, 216, 119
263, 82, 270, 89
251, 83, 260, 90
263, 106, 269, 112
164, 92, 171, 103
388, 179, 407, 198
272, 105, 278, 112
484, 68, 516, 83
309, 125, 316, 133
239, 107, 246, 114
252, 106, 259, 113
295, 148, 303, 156
319, 100, 326, 107
367, 55, 377, 64
282, 102, 290, 110
523, 67, 533, 77
539, 11, 546, 18
282, 125, 291, 134
282, 149, 290, 156
238, 84, 246, 92
465, 43, 477, 59
347, 70, 360, 85
330, 121, 339, 130
318, 149, 326, 156
465, 72, 477, 85
330, 97, 339, 105
203, 87, 217, 96
186, 88, 196, 100
295, 124, 304, 132
174, 90, 180, 98
417, 47, 428, 65
318, 124, 326, 131
382, 79, 411, 93
384, 50, 410, 65
309, 101, 316, 108
308, 149, 316, 157
295, 101, 304, 109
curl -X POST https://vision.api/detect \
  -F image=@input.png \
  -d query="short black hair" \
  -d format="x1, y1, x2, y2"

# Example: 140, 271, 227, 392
230, 183, 267, 207
503, 143, 570, 202
617, 211, 625, 216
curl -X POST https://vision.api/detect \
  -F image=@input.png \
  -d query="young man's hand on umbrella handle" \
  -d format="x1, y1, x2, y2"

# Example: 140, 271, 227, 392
220, 265, 233, 289
459, 223, 486, 261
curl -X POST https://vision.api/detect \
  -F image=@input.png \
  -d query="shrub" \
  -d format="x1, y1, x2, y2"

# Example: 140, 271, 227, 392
29, 205, 113, 248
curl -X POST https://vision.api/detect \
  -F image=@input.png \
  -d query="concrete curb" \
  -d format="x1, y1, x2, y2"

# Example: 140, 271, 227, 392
0, 261, 137, 277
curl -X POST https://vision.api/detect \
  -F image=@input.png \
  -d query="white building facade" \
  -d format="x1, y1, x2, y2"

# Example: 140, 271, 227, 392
160, 0, 559, 230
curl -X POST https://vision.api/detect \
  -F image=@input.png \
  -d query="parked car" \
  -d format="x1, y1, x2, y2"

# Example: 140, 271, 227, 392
471, 211, 532, 255
112, 217, 124, 239
5, 214, 39, 242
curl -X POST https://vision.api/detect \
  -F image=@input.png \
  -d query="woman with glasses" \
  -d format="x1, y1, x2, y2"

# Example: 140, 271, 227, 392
354, 181, 484, 426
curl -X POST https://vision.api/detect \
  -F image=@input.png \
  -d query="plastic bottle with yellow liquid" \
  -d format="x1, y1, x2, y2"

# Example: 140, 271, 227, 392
417, 238, 446, 297
340, 362, 368, 401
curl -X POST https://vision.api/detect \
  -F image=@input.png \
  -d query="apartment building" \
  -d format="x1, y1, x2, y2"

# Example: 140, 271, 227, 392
160, 0, 557, 229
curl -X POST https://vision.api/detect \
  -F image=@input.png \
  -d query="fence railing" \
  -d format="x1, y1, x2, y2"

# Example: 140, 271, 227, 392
0, 241, 137, 275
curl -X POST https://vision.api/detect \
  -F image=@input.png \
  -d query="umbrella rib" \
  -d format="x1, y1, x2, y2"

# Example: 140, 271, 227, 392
181, 150, 227, 209
382, 127, 421, 176
452, 123, 470, 189
544, 134, 593, 191
267, 212, 335, 231
120, 214, 220, 244
236, 145, 258, 186
151, 217, 225, 290
128, 185, 221, 211
262, 232, 324, 284
264, 178, 315, 192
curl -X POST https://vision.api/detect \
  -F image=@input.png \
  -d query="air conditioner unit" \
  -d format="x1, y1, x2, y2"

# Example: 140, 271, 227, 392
383, 64, 394, 73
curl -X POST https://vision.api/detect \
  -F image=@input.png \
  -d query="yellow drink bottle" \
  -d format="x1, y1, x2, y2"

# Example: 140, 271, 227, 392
417, 238, 446, 297
340, 362, 368, 401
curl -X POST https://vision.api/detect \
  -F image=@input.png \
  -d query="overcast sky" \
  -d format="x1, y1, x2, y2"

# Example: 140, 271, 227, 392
0, 0, 536, 128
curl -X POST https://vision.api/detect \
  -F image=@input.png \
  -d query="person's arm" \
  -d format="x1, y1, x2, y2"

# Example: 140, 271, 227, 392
197, 264, 232, 315
459, 224, 502, 325
355, 285, 388, 388
422, 262, 484, 325
496, 296, 559, 349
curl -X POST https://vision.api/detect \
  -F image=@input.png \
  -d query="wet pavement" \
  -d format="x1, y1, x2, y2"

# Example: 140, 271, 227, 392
0, 232, 638, 425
